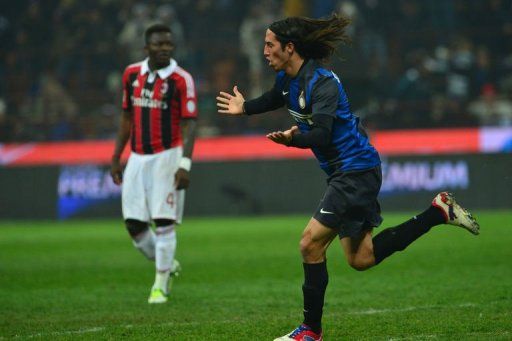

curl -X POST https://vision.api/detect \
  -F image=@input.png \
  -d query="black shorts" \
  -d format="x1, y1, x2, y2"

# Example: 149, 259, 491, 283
313, 166, 383, 239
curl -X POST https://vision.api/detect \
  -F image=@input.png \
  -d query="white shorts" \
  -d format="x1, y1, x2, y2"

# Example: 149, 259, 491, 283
122, 147, 185, 224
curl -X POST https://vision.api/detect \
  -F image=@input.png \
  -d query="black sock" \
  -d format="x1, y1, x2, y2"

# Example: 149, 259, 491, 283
302, 261, 328, 334
373, 205, 445, 265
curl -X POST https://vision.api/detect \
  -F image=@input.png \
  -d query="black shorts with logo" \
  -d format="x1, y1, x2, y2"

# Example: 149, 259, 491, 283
313, 166, 383, 239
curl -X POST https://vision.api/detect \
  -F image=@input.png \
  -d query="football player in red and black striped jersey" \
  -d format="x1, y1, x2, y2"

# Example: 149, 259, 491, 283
110, 23, 197, 304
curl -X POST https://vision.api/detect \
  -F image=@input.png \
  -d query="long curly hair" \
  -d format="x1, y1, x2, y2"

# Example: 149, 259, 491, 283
268, 13, 351, 61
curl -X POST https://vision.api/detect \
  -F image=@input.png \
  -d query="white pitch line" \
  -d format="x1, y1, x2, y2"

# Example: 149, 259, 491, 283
15, 327, 106, 339
3, 302, 481, 340
347, 302, 477, 315
5, 320, 234, 339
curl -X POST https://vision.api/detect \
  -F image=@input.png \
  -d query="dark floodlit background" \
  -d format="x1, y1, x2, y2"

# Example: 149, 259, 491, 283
1, 0, 511, 221
1, 0, 511, 142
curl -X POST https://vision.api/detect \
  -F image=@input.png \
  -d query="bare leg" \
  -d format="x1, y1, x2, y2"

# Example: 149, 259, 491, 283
300, 217, 338, 263
340, 229, 376, 271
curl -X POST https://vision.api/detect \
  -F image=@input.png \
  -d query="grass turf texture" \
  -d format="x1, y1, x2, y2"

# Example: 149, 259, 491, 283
0, 212, 511, 340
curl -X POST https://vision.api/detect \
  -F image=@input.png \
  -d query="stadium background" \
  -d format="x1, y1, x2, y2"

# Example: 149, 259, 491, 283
0, 0, 511, 219
1, 1, 512, 340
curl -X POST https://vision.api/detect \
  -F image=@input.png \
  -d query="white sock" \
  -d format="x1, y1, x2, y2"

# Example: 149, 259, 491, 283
153, 271, 170, 292
132, 228, 156, 260
153, 225, 177, 290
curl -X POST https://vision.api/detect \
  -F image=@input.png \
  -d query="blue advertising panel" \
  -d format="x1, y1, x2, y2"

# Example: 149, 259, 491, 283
1, 153, 510, 220
57, 166, 121, 219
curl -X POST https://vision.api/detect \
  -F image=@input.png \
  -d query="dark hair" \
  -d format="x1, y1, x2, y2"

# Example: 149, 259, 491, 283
144, 23, 172, 45
268, 13, 351, 61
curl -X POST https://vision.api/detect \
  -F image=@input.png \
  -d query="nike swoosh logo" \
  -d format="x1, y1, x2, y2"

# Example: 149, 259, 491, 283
282, 91, 289, 95
320, 208, 335, 214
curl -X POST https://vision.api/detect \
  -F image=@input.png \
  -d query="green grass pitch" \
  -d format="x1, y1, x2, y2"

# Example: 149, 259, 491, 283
1, 211, 511, 340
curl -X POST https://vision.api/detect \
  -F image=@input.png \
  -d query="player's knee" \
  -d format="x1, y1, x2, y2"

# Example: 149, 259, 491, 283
349, 261, 371, 271
125, 219, 149, 238
299, 237, 311, 256
299, 237, 323, 262
347, 257, 373, 271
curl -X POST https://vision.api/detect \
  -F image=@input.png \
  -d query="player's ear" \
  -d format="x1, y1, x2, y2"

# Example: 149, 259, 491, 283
286, 42, 295, 55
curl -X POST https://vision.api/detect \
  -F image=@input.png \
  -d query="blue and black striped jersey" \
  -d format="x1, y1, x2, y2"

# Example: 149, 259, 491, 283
245, 59, 380, 175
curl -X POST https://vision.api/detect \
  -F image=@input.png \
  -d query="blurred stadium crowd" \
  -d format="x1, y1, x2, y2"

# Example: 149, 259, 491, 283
1, 0, 512, 142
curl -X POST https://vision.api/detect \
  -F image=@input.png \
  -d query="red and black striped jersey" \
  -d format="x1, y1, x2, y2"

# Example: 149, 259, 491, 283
122, 58, 197, 154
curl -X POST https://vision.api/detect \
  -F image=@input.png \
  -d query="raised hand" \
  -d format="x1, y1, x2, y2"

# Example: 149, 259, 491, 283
217, 86, 246, 115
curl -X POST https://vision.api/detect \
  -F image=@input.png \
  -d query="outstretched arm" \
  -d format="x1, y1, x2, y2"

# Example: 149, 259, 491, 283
217, 85, 284, 116
267, 115, 334, 148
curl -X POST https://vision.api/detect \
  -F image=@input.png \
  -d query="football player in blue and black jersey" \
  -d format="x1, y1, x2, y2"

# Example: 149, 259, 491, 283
217, 14, 479, 341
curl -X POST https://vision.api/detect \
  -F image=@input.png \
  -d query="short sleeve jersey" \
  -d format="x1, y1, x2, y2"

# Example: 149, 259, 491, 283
122, 58, 197, 154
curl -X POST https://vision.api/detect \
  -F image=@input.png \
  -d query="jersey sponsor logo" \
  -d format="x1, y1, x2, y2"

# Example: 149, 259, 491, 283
141, 88, 154, 98
320, 208, 335, 214
299, 90, 306, 109
131, 96, 169, 109
288, 108, 313, 125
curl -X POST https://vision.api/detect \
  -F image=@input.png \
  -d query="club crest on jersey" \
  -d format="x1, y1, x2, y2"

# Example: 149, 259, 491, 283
299, 90, 306, 109
161, 81, 169, 94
